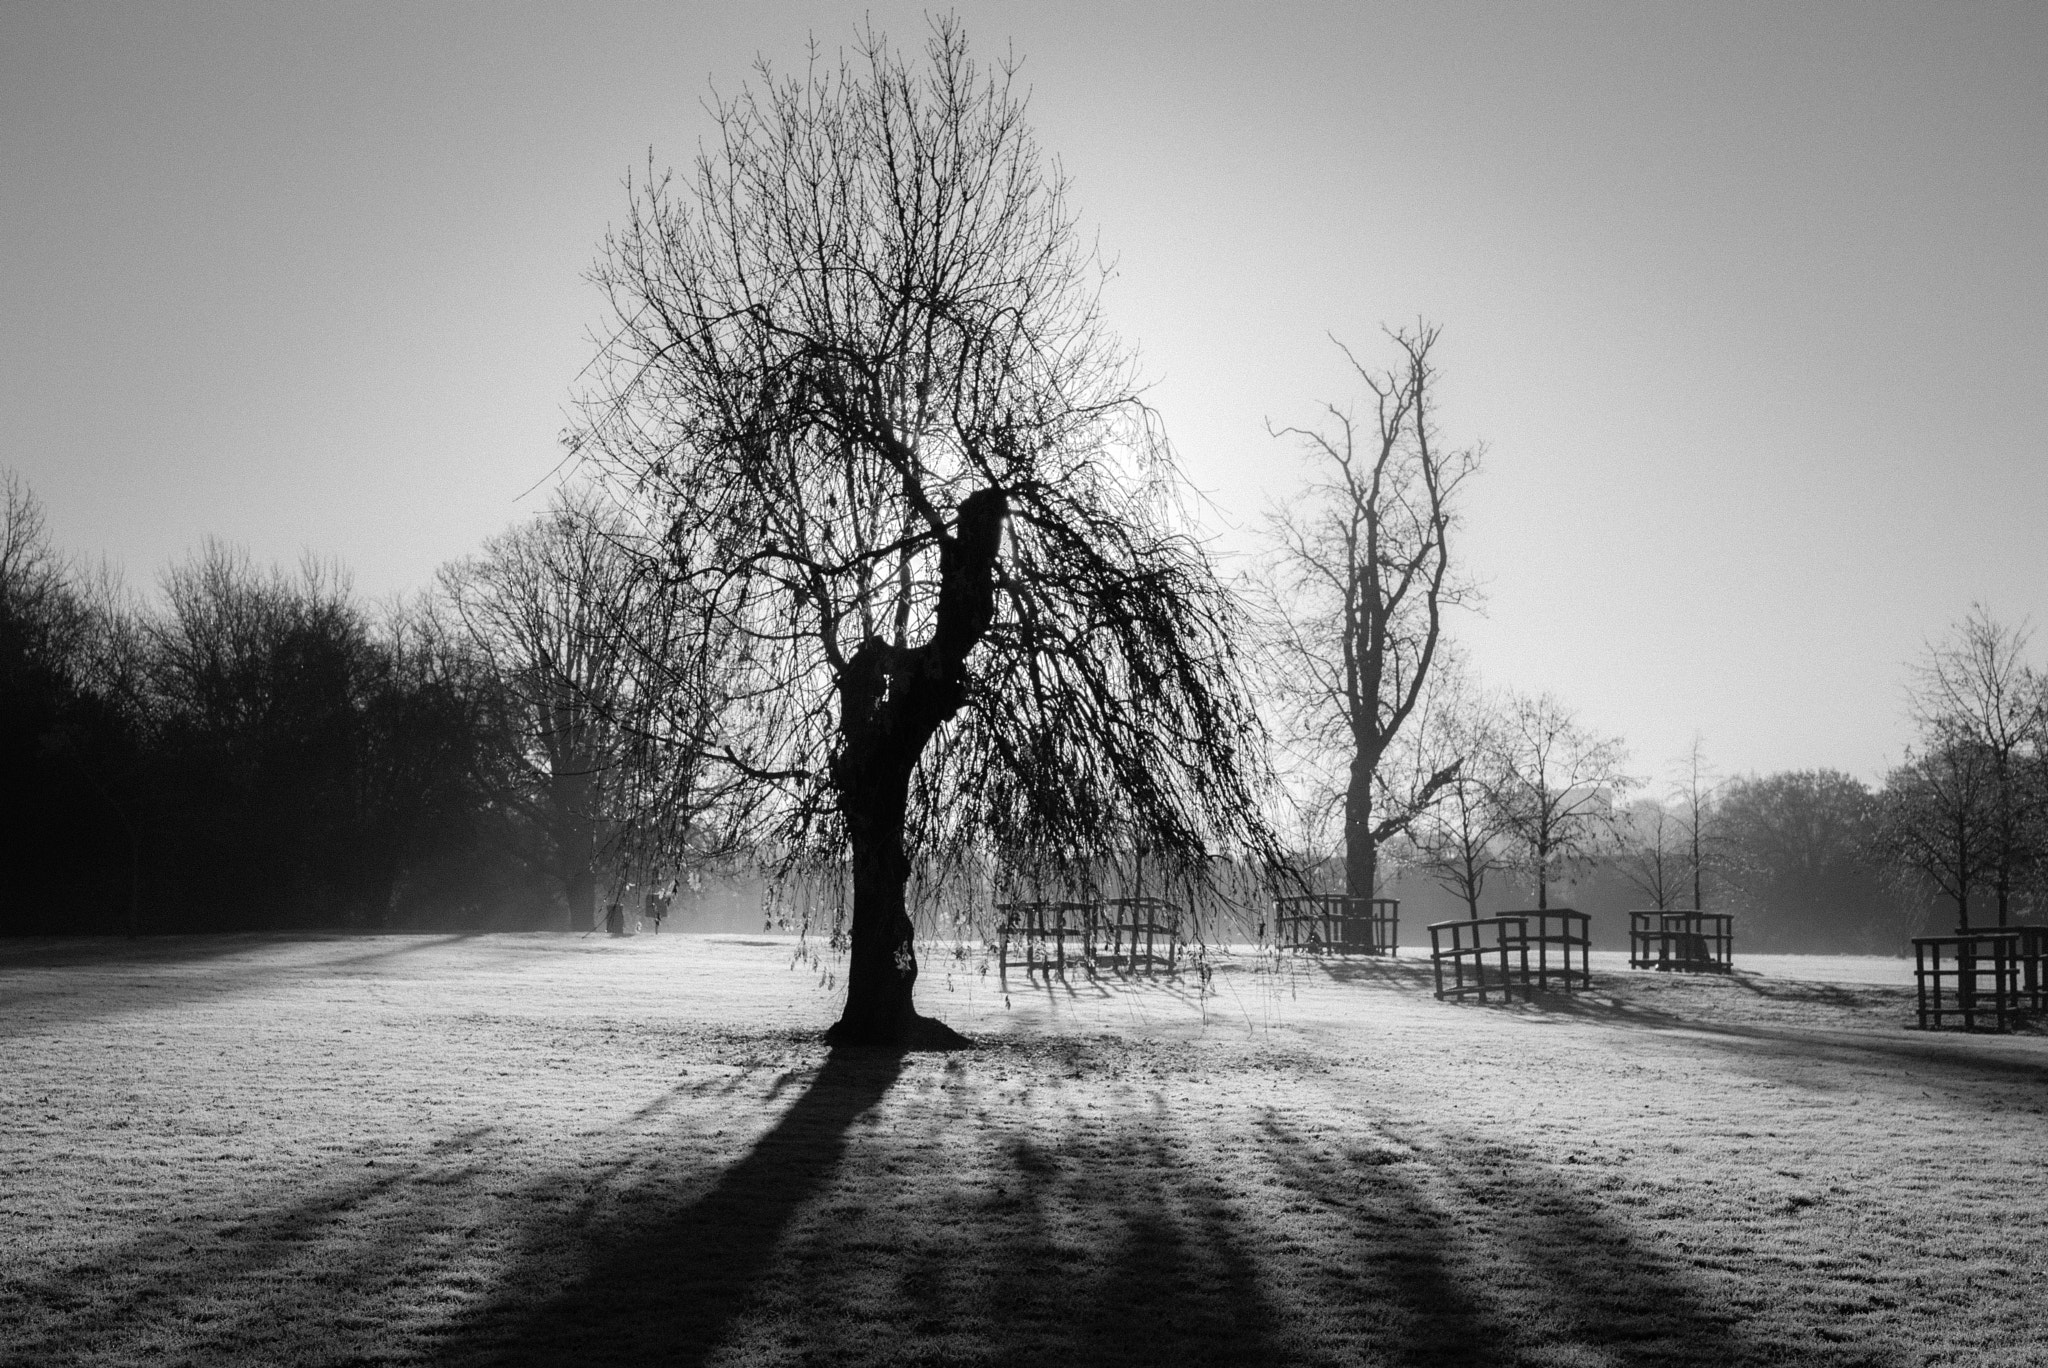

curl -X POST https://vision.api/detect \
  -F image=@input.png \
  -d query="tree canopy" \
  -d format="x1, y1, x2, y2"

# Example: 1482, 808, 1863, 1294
572, 20, 1274, 1041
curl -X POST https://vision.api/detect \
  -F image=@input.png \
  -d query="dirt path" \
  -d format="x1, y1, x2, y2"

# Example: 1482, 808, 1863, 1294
2, 934, 2043, 1366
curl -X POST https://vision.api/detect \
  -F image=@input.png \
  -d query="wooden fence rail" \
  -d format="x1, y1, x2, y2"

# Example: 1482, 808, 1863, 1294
1628, 910, 1735, 974
1913, 927, 2048, 1031
996, 898, 1185, 979
1427, 909, 1593, 1001
1273, 895, 1399, 956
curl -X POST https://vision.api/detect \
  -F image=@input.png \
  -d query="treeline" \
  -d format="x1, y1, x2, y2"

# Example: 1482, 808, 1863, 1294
0, 474, 721, 936
1373, 608, 2048, 953
7, 454, 2041, 954
1387, 768, 1922, 953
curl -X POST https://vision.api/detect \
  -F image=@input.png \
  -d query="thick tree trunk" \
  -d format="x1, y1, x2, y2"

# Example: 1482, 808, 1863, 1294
831, 749, 924, 1043
825, 489, 1005, 1050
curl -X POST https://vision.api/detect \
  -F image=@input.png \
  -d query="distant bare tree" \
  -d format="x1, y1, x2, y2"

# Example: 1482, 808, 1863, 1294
1257, 325, 1478, 905
1492, 691, 1633, 909
1409, 666, 1511, 918
572, 21, 1274, 1045
1672, 735, 1720, 912
1719, 769, 1910, 952
1906, 607, 2045, 925
1879, 739, 1997, 930
1614, 798, 1688, 911
1, 472, 85, 667
442, 487, 729, 931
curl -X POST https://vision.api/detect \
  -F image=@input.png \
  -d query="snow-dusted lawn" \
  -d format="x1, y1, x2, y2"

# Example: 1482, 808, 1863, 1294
3, 932, 2044, 1367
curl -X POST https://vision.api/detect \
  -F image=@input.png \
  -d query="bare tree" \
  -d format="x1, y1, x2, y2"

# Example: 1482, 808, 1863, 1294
1879, 739, 1996, 930
572, 21, 1273, 1045
442, 486, 728, 931
1256, 326, 1477, 907
1614, 798, 1688, 911
1907, 607, 2045, 925
1492, 691, 1633, 909
1407, 664, 1510, 918
1672, 735, 1720, 912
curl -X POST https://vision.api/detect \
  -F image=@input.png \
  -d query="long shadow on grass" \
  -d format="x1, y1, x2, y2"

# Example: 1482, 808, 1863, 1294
433, 1043, 1295, 1367
1511, 981, 2048, 1096
1, 1153, 476, 1365
429, 1047, 903, 1368
0, 933, 487, 1037
908, 1116, 1284, 1366
1253, 1113, 1881, 1367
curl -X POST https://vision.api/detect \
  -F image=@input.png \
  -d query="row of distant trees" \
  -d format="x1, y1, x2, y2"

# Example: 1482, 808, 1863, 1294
0, 472, 736, 936
9, 447, 2029, 954
1315, 607, 2048, 953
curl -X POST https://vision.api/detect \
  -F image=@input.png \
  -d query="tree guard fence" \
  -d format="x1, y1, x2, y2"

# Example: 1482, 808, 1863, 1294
1097, 897, 1182, 973
1427, 909, 1593, 1001
1272, 895, 1399, 955
1913, 927, 2048, 1032
995, 901, 1096, 979
996, 897, 1184, 979
1628, 910, 1734, 974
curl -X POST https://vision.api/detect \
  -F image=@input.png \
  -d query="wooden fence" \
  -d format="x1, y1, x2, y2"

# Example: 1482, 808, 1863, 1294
1913, 926, 2048, 1031
996, 897, 1184, 978
1427, 909, 1592, 1001
1628, 910, 1734, 974
1273, 895, 1399, 956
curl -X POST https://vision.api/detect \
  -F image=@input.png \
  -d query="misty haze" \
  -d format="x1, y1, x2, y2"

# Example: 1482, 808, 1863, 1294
5, 5, 2047, 1366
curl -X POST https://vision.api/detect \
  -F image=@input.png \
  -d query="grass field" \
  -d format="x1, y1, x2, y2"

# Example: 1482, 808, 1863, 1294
3, 932, 2046, 1367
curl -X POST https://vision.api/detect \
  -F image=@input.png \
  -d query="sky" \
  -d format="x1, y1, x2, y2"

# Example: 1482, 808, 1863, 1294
3, 2, 2044, 787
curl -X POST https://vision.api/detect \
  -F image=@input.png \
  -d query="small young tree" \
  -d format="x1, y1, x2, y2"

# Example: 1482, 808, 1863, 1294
1491, 691, 1633, 909
1408, 667, 1510, 918
1614, 798, 1688, 911
1672, 735, 1720, 912
573, 21, 1273, 1045
1256, 327, 1477, 907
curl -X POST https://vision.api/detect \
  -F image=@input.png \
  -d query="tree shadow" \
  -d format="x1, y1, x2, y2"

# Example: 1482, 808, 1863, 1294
1288, 954, 1439, 993
2, 1134, 499, 1365
5, 1023, 1938, 1367
1247, 1110, 1881, 1367
0, 933, 485, 1037
428, 1046, 904, 1367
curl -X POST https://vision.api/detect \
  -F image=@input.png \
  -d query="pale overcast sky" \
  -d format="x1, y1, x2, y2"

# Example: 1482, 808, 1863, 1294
3, 2, 2043, 786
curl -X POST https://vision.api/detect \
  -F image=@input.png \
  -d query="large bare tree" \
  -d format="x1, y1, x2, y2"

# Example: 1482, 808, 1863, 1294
1258, 326, 1477, 912
573, 21, 1272, 1045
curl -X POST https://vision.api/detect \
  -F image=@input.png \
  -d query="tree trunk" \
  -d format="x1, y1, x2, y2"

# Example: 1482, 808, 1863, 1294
566, 866, 596, 934
831, 738, 922, 1043
825, 489, 1005, 1050
1344, 751, 1379, 950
